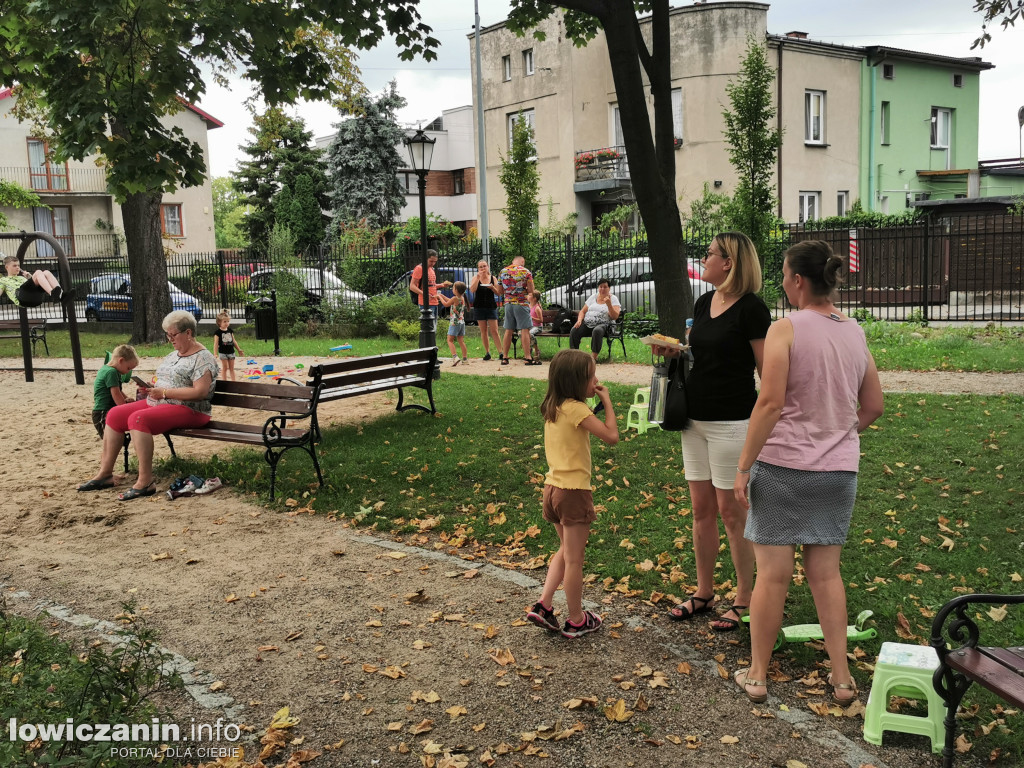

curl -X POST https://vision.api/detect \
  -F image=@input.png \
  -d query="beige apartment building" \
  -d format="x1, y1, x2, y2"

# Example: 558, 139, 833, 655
470, 1, 864, 231
0, 88, 221, 257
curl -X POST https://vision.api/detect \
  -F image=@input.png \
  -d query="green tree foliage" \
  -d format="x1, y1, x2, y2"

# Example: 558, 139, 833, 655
721, 36, 783, 264
0, 180, 43, 231
326, 81, 409, 232
971, 0, 1024, 47
506, 1, 691, 334
498, 112, 540, 260
211, 177, 250, 249
0, 0, 437, 341
290, 174, 326, 251
234, 109, 329, 251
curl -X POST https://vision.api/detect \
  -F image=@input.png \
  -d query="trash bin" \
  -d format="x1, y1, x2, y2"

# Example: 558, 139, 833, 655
254, 296, 277, 341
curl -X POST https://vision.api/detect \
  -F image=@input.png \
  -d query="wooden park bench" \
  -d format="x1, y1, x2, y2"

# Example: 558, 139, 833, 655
165, 379, 322, 500
306, 348, 437, 439
0, 318, 48, 355
512, 310, 627, 361
930, 592, 1024, 767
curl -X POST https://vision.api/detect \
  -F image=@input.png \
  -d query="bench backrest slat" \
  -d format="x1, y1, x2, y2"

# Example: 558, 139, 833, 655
210, 392, 314, 414
317, 360, 432, 390
313, 348, 434, 377
214, 380, 316, 399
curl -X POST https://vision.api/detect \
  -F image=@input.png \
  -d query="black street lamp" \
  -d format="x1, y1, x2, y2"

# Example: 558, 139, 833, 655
404, 128, 438, 371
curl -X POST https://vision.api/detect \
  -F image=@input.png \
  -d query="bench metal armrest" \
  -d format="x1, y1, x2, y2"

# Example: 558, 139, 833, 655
930, 593, 1024, 655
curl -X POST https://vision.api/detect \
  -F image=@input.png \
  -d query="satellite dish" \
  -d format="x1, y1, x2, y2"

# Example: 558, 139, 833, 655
1018, 106, 1024, 128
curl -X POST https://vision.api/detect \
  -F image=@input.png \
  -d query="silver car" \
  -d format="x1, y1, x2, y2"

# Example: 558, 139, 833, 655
245, 268, 367, 321
542, 257, 709, 314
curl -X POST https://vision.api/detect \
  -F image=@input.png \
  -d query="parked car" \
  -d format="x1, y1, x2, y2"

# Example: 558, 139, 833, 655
85, 273, 203, 322
245, 268, 367, 321
542, 257, 710, 315
383, 266, 479, 322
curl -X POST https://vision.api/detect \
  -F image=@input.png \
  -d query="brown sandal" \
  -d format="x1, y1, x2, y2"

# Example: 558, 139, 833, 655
828, 673, 859, 704
734, 668, 768, 703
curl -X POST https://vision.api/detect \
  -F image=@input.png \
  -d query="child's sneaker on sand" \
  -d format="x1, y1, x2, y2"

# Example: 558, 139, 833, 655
194, 477, 223, 495
526, 601, 559, 632
561, 610, 603, 639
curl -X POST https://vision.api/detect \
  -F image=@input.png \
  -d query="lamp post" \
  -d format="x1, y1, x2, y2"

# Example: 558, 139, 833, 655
404, 128, 438, 372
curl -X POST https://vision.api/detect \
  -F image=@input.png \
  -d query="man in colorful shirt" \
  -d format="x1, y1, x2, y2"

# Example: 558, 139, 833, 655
499, 255, 536, 365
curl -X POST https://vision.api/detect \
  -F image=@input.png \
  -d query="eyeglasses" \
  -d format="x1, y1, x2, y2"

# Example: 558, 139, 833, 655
166, 330, 186, 341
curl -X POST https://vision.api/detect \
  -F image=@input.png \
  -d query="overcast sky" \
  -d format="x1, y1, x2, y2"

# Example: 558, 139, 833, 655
200, 0, 1023, 178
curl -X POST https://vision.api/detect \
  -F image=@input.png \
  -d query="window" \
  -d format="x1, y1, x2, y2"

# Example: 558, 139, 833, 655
931, 107, 951, 149
952, 73, 963, 88
453, 169, 465, 196
804, 90, 825, 144
882, 63, 894, 80
798, 192, 820, 224
501, 55, 511, 82
32, 205, 73, 256
27, 138, 69, 191
671, 88, 683, 144
398, 170, 414, 194
161, 204, 183, 237
880, 101, 891, 145
522, 48, 534, 76
837, 191, 849, 217
507, 109, 536, 152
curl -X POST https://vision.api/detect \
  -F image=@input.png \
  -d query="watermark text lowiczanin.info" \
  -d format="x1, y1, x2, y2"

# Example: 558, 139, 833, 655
9, 716, 242, 744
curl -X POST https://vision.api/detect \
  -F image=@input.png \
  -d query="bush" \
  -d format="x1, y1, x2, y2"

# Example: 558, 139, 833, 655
0, 600, 181, 767
623, 312, 659, 339
345, 293, 419, 336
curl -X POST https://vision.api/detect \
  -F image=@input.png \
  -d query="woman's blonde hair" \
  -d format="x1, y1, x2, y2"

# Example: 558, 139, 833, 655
715, 231, 763, 297
540, 349, 594, 423
162, 310, 198, 335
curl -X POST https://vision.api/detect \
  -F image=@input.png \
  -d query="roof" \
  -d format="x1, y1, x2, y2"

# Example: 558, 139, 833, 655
863, 45, 993, 71
0, 87, 223, 128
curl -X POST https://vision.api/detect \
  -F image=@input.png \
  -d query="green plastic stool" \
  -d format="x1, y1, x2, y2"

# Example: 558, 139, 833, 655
626, 403, 660, 434
633, 387, 650, 405
863, 641, 945, 754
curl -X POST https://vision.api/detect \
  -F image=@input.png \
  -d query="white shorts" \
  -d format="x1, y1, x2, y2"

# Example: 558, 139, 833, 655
681, 419, 750, 490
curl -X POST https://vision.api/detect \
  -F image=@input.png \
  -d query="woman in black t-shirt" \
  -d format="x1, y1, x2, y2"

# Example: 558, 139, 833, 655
470, 260, 503, 361
664, 232, 771, 632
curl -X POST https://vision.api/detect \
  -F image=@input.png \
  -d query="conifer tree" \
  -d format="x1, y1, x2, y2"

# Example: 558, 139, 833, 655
325, 81, 408, 234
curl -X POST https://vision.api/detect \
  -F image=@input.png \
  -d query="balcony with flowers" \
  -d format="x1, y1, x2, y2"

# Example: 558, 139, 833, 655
573, 145, 628, 183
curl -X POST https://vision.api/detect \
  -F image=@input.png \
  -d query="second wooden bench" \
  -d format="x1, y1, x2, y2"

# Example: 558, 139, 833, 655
306, 348, 437, 439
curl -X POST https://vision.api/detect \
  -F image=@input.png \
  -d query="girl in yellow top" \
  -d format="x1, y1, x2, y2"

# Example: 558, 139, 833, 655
527, 349, 619, 639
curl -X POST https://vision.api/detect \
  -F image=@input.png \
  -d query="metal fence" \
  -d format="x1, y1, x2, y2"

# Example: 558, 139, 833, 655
3, 212, 1021, 324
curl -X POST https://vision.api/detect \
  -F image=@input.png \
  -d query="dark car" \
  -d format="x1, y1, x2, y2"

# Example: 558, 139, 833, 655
385, 267, 478, 322
85, 273, 203, 322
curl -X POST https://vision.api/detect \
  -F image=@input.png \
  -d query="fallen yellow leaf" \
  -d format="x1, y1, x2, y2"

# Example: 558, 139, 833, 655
603, 698, 634, 722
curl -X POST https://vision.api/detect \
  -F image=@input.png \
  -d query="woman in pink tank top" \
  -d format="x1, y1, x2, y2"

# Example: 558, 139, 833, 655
730, 240, 884, 707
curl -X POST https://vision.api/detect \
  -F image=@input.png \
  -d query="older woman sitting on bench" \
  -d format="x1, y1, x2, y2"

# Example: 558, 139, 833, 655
77, 310, 218, 500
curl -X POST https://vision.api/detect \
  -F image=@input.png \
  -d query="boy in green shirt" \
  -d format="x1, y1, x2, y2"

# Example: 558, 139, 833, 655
92, 344, 139, 437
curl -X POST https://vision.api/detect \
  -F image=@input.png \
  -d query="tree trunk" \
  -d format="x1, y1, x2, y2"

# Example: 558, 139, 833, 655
121, 191, 173, 343
601, 3, 691, 336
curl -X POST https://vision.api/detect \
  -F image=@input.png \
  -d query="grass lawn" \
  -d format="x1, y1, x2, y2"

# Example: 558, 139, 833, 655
3, 320, 1024, 372
168, 374, 1023, 746
7, 324, 1024, 759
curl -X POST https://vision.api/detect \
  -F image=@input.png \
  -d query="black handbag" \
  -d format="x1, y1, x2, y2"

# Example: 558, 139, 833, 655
659, 355, 691, 432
